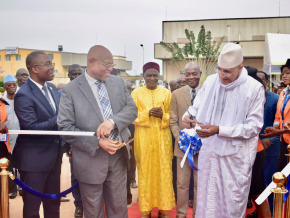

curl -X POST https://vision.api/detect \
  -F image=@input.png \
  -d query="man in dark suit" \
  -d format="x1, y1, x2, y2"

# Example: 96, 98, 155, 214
258, 71, 280, 215
13, 51, 61, 218
57, 45, 138, 218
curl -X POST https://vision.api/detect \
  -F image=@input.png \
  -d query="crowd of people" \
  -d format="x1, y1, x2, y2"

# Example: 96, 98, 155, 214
0, 43, 289, 218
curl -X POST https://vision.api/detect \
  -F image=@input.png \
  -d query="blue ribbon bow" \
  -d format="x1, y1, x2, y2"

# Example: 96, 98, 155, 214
178, 129, 202, 171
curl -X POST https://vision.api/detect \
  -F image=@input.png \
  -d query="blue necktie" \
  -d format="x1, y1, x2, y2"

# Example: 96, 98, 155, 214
42, 86, 56, 114
96, 81, 118, 140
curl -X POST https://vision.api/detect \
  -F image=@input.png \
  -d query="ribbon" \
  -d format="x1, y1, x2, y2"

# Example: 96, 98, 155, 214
10, 175, 79, 200
7, 130, 95, 136
178, 129, 202, 171
255, 162, 290, 205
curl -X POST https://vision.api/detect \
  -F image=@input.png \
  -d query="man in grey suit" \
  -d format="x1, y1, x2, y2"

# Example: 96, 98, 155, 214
57, 45, 138, 218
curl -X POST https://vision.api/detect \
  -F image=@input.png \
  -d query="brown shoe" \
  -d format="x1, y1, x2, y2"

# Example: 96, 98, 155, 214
127, 197, 132, 205
60, 197, 70, 202
158, 211, 169, 218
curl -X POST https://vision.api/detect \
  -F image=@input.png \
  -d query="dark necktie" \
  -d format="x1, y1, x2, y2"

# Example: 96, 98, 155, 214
191, 89, 196, 105
42, 86, 56, 114
96, 81, 118, 140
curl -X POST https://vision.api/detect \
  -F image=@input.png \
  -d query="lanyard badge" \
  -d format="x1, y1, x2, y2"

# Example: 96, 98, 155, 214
0, 134, 7, 142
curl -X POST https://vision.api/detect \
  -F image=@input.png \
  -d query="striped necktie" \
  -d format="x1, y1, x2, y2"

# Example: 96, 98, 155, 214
96, 81, 118, 140
42, 86, 56, 114
191, 89, 196, 105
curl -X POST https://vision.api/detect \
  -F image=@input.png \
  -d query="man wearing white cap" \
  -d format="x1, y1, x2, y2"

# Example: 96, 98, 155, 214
182, 43, 265, 217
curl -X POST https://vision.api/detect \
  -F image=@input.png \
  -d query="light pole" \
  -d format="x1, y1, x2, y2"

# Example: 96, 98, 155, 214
140, 44, 144, 66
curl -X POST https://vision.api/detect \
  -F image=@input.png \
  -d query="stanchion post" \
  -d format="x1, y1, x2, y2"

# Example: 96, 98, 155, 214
272, 172, 288, 218
0, 158, 10, 218
284, 145, 290, 218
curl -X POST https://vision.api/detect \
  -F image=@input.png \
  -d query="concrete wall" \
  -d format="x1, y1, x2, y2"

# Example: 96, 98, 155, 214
155, 17, 290, 81
162, 17, 290, 43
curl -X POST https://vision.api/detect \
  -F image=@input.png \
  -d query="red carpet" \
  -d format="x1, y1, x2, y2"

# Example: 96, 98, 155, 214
128, 200, 256, 218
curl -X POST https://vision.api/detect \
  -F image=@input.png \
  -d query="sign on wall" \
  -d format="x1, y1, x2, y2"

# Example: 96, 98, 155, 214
6, 47, 19, 54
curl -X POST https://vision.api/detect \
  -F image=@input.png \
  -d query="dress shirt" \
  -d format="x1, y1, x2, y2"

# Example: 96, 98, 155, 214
85, 71, 105, 120
84, 71, 121, 140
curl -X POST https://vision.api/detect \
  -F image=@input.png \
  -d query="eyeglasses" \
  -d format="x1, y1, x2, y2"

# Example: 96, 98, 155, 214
177, 81, 186, 84
33, 62, 55, 68
95, 60, 116, 69
100, 61, 116, 69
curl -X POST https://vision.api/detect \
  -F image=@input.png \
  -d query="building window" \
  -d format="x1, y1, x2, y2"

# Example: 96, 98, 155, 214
16, 55, 21, 61
48, 54, 54, 60
5, 56, 11, 61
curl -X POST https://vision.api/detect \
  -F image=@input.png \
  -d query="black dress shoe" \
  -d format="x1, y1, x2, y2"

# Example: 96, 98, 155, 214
247, 210, 259, 218
9, 192, 17, 199
247, 198, 253, 208
74, 206, 83, 217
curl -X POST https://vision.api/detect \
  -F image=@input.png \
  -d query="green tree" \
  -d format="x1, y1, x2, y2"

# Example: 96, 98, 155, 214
0, 77, 4, 95
160, 25, 224, 83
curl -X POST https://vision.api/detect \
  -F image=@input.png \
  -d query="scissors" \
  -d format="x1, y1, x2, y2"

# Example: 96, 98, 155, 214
116, 138, 135, 147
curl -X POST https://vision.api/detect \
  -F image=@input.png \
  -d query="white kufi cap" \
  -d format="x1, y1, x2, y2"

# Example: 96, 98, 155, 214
218, 43, 243, 68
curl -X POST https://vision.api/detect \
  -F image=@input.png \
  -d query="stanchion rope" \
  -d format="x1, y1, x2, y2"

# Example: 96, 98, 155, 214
9, 173, 79, 200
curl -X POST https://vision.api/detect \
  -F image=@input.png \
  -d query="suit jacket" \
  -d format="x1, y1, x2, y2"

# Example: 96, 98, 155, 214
57, 73, 138, 184
260, 90, 280, 156
170, 85, 199, 158
13, 79, 61, 172
275, 87, 290, 144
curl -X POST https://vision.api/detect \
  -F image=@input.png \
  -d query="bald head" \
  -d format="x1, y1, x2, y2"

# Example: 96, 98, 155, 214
68, 64, 83, 81
169, 80, 177, 92
16, 68, 28, 76
16, 68, 29, 87
177, 74, 186, 88
87, 45, 113, 64
86, 45, 114, 81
